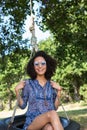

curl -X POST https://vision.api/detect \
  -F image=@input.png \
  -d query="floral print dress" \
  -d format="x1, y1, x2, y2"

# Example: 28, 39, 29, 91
19, 79, 57, 130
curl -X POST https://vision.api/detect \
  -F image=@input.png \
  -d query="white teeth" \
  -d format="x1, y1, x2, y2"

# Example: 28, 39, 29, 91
38, 69, 41, 70
38, 69, 43, 71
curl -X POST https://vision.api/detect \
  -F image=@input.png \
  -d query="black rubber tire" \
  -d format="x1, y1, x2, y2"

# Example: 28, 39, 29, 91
0, 117, 80, 130
64, 120, 80, 130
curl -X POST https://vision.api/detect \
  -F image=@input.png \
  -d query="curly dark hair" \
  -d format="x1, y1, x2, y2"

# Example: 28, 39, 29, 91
26, 50, 57, 80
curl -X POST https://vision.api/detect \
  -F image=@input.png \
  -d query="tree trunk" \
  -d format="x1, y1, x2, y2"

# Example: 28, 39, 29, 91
8, 94, 12, 110
7, 88, 13, 110
72, 76, 80, 101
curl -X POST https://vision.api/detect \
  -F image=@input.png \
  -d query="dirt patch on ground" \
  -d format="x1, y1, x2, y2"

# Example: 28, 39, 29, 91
80, 125, 87, 130
0, 107, 27, 118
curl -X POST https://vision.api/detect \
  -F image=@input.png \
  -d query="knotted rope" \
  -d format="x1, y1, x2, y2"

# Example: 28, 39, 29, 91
29, 0, 38, 58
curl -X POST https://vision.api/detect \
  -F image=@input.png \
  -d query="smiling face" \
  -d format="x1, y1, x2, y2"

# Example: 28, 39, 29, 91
34, 56, 47, 77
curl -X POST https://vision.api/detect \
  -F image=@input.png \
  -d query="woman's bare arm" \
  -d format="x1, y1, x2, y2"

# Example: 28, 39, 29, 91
15, 80, 25, 106
50, 81, 62, 109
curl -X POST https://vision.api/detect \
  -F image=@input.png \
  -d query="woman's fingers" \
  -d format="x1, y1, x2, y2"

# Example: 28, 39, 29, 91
50, 81, 62, 91
15, 80, 26, 92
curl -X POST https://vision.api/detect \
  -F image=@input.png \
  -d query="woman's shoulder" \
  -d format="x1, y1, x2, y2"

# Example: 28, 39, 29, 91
25, 78, 36, 86
25, 78, 32, 84
22, 79, 32, 91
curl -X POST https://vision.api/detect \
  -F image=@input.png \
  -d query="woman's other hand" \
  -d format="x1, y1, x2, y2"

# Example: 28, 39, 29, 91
50, 81, 62, 91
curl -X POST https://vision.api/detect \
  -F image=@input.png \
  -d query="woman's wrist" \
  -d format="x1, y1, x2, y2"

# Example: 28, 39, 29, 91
15, 88, 19, 93
56, 89, 62, 94
57, 89, 61, 98
57, 87, 62, 91
56, 96, 60, 104
15, 87, 20, 96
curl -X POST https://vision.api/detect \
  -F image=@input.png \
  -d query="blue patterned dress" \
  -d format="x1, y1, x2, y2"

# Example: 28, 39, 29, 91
19, 79, 57, 130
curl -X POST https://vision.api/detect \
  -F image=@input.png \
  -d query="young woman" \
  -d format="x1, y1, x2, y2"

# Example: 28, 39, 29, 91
15, 51, 64, 130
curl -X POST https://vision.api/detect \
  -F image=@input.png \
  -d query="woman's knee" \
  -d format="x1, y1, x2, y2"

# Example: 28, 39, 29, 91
47, 110, 58, 119
47, 110, 60, 123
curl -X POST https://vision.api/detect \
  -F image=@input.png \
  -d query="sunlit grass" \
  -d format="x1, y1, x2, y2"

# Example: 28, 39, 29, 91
58, 108, 87, 129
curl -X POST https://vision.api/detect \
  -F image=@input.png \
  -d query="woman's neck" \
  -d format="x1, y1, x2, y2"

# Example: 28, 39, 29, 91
36, 76, 47, 87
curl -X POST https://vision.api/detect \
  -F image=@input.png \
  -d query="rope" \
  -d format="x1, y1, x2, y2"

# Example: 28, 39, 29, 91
29, 0, 38, 57
8, 74, 26, 127
30, 0, 33, 15
56, 90, 70, 121
8, 101, 18, 126
59, 99, 70, 121
8, 96, 20, 128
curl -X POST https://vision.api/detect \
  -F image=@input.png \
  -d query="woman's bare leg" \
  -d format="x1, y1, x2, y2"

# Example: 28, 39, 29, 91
42, 123, 53, 130
50, 111, 63, 130
27, 110, 64, 130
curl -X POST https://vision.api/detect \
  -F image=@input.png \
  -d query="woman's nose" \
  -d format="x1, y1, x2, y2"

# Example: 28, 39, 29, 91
38, 63, 42, 67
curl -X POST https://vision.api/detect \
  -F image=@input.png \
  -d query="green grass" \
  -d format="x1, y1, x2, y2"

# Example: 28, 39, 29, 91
58, 108, 87, 129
